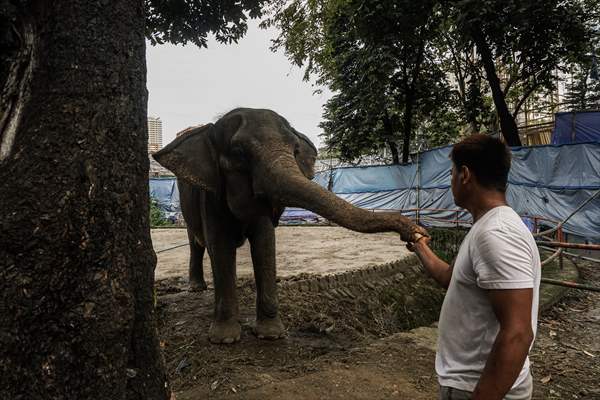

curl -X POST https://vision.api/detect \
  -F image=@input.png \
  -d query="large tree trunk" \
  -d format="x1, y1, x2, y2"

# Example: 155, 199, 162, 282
471, 26, 522, 146
0, 2, 169, 399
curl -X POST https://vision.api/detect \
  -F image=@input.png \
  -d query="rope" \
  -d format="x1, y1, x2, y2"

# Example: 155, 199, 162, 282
155, 242, 189, 254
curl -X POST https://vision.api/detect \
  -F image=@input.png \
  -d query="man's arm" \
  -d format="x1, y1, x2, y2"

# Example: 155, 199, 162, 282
471, 288, 534, 400
408, 237, 453, 289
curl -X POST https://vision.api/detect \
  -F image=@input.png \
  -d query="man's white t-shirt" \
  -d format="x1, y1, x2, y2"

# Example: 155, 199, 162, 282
436, 206, 541, 394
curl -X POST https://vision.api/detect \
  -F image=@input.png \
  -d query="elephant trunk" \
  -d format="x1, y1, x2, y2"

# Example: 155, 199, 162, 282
260, 153, 419, 242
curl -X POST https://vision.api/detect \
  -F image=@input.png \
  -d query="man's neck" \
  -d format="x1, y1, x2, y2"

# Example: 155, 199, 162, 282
466, 190, 508, 223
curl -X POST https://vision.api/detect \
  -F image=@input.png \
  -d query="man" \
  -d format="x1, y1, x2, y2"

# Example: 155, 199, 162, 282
408, 135, 541, 400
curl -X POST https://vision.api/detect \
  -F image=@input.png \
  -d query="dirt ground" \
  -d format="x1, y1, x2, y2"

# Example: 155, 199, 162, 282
153, 227, 600, 399
530, 261, 600, 399
152, 227, 412, 281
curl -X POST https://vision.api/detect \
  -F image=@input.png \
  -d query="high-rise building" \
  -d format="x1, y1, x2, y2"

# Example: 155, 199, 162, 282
148, 116, 163, 154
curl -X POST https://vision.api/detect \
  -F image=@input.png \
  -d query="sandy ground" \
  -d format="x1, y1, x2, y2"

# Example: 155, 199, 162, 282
152, 226, 412, 281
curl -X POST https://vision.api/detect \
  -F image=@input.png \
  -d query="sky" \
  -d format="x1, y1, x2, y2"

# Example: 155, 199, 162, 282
146, 20, 331, 149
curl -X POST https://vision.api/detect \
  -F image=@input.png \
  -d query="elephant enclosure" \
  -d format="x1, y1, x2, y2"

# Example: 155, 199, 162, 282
152, 226, 412, 281
153, 227, 600, 399
155, 258, 444, 399
153, 226, 445, 399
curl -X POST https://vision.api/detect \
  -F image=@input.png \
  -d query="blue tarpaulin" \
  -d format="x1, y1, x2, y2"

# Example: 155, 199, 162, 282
149, 178, 180, 221
149, 142, 600, 239
552, 111, 600, 144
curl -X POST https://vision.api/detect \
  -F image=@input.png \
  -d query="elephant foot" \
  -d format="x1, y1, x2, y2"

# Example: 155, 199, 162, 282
188, 280, 208, 292
254, 316, 286, 340
209, 319, 241, 344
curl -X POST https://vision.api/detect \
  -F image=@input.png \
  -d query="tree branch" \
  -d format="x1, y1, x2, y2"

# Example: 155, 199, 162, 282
511, 80, 544, 119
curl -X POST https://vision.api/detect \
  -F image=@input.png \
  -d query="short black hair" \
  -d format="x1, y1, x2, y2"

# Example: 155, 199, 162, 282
450, 134, 511, 192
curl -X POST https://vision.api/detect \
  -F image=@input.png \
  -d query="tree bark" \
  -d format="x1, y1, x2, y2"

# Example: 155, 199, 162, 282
0, 1, 169, 399
382, 111, 400, 164
512, 80, 544, 119
401, 38, 425, 163
401, 101, 413, 163
471, 26, 522, 146
444, 34, 479, 133
388, 141, 400, 164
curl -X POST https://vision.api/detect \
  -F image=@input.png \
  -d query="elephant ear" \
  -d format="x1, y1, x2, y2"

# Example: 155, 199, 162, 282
291, 128, 318, 179
153, 124, 219, 193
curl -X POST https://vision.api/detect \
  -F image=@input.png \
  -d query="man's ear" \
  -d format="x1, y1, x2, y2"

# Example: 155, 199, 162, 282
461, 165, 471, 185
153, 124, 219, 193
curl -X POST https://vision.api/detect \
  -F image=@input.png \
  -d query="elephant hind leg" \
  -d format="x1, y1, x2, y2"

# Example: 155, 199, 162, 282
188, 230, 207, 291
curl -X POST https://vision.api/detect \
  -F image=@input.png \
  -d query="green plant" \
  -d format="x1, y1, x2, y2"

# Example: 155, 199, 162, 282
150, 198, 169, 226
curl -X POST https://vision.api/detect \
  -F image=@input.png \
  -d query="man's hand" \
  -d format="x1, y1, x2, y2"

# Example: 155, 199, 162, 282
408, 225, 430, 247
407, 231, 430, 252
404, 231, 452, 289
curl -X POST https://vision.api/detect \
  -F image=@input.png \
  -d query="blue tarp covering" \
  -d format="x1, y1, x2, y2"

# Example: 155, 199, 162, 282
315, 142, 600, 239
149, 142, 600, 239
552, 111, 600, 144
149, 178, 180, 221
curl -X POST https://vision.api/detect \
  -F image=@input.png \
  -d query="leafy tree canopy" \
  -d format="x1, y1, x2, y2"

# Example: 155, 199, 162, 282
266, 0, 596, 154
564, 59, 600, 111
266, 0, 457, 163
455, 0, 591, 116
145, 0, 269, 47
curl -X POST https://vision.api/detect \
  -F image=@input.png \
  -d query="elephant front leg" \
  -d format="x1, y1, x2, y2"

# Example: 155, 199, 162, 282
207, 241, 240, 344
248, 216, 285, 340
187, 230, 207, 292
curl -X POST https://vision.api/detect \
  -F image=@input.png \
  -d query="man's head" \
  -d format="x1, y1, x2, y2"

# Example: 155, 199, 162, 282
450, 134, 511, 208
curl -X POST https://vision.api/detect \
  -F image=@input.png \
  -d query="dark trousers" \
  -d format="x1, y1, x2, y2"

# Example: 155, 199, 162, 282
438, 374, 533, 400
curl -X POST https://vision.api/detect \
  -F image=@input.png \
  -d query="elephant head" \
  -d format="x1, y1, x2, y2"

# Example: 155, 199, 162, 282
153, 108, 425, 242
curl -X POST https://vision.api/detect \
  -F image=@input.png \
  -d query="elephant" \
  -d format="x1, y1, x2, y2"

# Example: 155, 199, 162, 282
153, 108, 427, 344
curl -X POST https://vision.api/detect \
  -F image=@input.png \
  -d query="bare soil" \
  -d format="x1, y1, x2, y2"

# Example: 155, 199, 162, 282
155, 265, 444, 400
152, 228, 600, 399
530, 261, 600, 399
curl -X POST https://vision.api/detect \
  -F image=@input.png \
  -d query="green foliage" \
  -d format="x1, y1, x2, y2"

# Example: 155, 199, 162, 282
145, 0, 268, 47
261, 0, 332, 82
428, 227, 469, 263
268, 0, 457, 163
564, 61, 600, 111
376, 284, 444, 332
150, 198, 169, 226
419, 107, 463, 149
452, 0, 593, 140
266, 0, 596, 154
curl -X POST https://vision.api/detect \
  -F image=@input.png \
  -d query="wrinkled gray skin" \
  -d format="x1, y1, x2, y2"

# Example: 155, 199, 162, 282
153, 108, 427, 344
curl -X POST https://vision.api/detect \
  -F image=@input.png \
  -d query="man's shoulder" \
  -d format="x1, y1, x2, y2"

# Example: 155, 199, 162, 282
477, 206, 530, 237
471, 212, 535, 260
